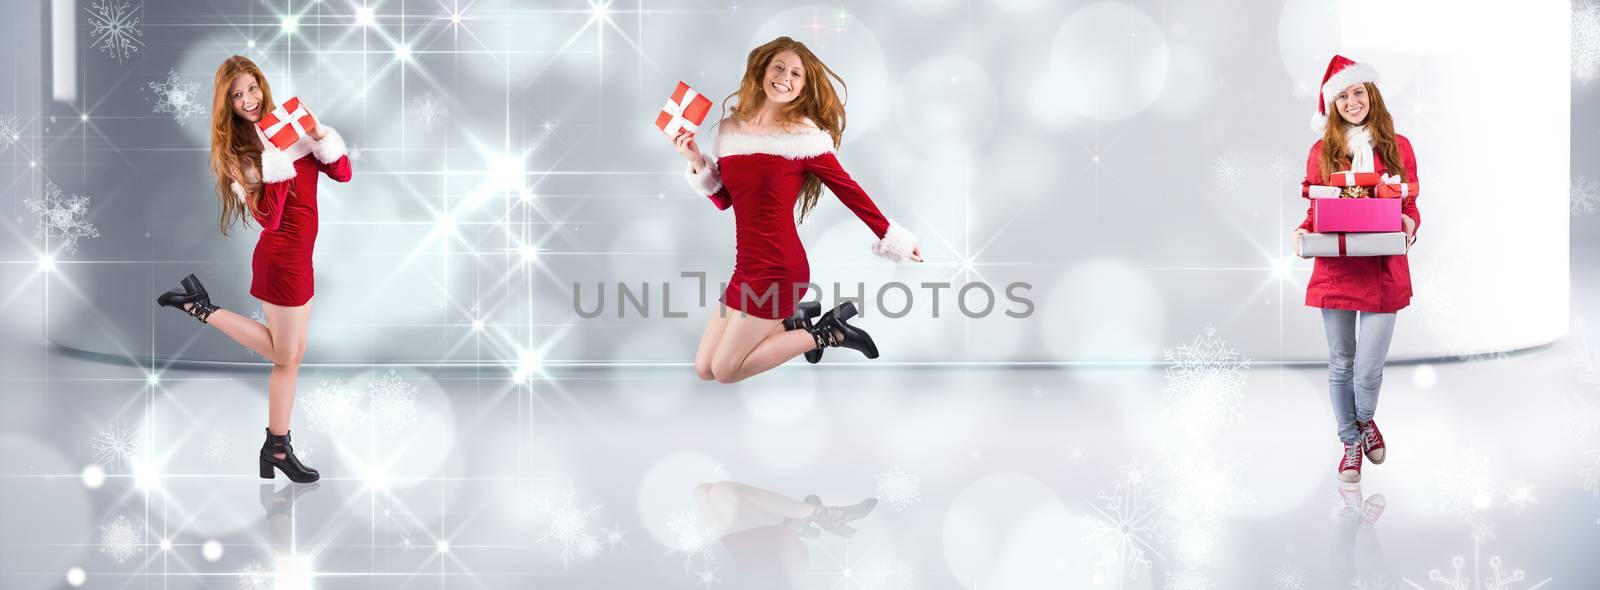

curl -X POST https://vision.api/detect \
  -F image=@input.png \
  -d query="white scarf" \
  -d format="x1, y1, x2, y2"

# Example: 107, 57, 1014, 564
1344, 124, 1375, 173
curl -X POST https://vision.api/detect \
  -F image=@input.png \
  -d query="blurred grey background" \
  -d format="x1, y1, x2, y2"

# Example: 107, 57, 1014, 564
0, 0, 1582, 365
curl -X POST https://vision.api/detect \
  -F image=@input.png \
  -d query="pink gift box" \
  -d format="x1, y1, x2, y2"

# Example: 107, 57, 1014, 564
1312, 198, 1400, 233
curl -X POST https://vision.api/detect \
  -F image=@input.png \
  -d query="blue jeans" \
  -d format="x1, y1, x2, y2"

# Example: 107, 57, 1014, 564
1320, 309, 1397, 443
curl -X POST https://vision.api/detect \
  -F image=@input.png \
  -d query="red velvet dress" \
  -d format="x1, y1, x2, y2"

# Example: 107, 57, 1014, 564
685, 128, 917, 320
244, 127, 352, 307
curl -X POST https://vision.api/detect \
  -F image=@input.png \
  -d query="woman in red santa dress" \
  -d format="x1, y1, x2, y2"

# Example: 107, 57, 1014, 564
156, 56, 351, 483
1291, 55, 1420, 484
671, 36, 923, 384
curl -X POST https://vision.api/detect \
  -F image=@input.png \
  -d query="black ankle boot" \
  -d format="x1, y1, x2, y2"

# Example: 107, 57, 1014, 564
806, 301, 879, 359
782, 301, 824, 364
259, 428, 320, 483
796, 494, 878, 538
156, 273, 219, 323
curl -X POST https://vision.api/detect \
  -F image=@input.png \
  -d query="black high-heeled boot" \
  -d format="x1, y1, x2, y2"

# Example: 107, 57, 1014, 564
782, 301, 824, 364
155, 273, 219, 323
259, 428, 320, 483
793, 494, 878, 538
806, 301, 879, 359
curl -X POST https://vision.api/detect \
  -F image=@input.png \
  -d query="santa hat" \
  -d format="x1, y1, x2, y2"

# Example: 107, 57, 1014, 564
1310, 55, 1380, 132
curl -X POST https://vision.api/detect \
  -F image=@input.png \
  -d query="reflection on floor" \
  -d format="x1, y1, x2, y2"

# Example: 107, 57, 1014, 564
3, 272, 1600, 589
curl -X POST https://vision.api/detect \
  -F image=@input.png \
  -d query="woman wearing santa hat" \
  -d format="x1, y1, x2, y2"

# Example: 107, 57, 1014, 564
1292, 55, 1420, 483
669, 36, 923, 383
155, 55, 351, 483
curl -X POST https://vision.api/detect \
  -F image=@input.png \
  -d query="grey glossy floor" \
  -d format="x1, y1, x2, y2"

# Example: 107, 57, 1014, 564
4, 267, 1600, 590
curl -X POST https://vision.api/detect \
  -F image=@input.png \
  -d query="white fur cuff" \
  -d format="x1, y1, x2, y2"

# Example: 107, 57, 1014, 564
260, 147, 298, 184
313, 125, 347, 164
872, 219, 918, 262
230, 181, 247, 203
685, 159, 722, 196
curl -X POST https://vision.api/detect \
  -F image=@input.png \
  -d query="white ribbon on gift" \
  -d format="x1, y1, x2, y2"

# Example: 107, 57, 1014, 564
1379, 173, 1410, 198
659, 88, 704, 137
261, 100, 315, 146
1306, 185, 1341, 199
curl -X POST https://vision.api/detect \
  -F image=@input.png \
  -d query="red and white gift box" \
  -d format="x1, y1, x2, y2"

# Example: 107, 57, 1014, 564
655, 81, 713, 137
1312, 198, 1401, 233
1375, 182, 1420, 199
256, 96, 319, 151
1326, 171, 1382, 187
1303, 185, 1342, 199
1299, 232, 1408, 257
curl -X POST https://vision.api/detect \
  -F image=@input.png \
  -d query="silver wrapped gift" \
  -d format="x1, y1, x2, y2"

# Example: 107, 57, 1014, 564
1299, 232, 1408, 257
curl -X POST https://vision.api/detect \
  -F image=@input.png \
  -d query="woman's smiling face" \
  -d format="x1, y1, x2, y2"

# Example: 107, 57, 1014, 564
1333, 82, 1369, 125
762, 50, 805, 104
229, 73, 265, 123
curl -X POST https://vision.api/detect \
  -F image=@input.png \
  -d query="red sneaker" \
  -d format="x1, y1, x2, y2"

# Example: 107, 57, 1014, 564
1360, 419, 1387, 464
1338, 441, 1363, 483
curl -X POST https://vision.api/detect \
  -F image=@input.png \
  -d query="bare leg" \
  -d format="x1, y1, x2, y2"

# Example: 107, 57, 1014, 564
693, 305, 732, 381
202, 308, 277, 360
714, 481, 815, 520
728, 330, 819, 380
262, 301, 312, 459
710, 313, 813, 384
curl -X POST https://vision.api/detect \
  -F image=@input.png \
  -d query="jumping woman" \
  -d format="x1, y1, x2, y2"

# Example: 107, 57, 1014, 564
156, 56, 351, 483
1292, 55, 1419, 483
672, 36, 922, 384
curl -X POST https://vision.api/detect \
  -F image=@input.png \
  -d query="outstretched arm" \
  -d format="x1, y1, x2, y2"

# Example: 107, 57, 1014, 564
803, 152, 920, 262
311, 125, 352, 183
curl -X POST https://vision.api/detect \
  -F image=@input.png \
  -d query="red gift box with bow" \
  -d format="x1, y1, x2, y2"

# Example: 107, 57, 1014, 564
655, 81, 713, 138
255, 96, 319, 151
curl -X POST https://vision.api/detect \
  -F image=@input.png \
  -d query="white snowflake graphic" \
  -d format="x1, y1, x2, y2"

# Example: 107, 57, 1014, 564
535, 484, 603, 569
1084, 466, 1168, 583
1160, 447, 1257, 566
1434, 450, 1496, 519
302, 378, 363, 437
1272, 564, 1309, 590
149, 70, 202, 125
26, 182, 102, 254
665, 509, 720, 583
1268, 154, 1297, 184
1503, 478, 1537, 512
368, 369, 419, 432
1576, 1, 1600, 84
1165, 568, 1215, 590
87, 0, 144, 64
1211, 153, 1245, 190
409, 92, 448, 130
874, 466, 921, 511
1581, 450, 1600, 498
91, 420, 143, 469
1402, 530, 1548, 589
200, 432, 229, 464
1162, 326, 1250, 434
237, 561, 271, 590
100, 515, 143, 563
0, 113, 20, 148
602, 524, 629, 550
1575, 174, 1599, 215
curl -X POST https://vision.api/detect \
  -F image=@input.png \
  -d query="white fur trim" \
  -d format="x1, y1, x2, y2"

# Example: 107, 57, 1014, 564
312, 125, 347, 164
716, 130, 834, 159
259, 145, 298, 183
871, 219, 918, 262
1310, 111, 1328, 134
1317, 62, 1379, 129
686, 159, 722, 196
230, 181, 247, 203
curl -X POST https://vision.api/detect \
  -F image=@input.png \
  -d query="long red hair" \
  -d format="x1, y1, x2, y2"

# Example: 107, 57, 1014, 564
1317, 82, 1406, 183
721, 36, 847, 223
208, 56, 276, 235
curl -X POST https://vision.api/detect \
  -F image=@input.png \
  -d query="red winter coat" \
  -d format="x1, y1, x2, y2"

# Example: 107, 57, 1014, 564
1296, 134, 1420, 313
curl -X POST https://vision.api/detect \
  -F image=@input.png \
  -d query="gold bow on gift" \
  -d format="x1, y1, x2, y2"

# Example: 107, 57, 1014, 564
1340, 185, 1371, 199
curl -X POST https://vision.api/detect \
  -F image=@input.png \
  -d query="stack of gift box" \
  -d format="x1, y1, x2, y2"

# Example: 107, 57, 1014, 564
1298, 171, 1418, 257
